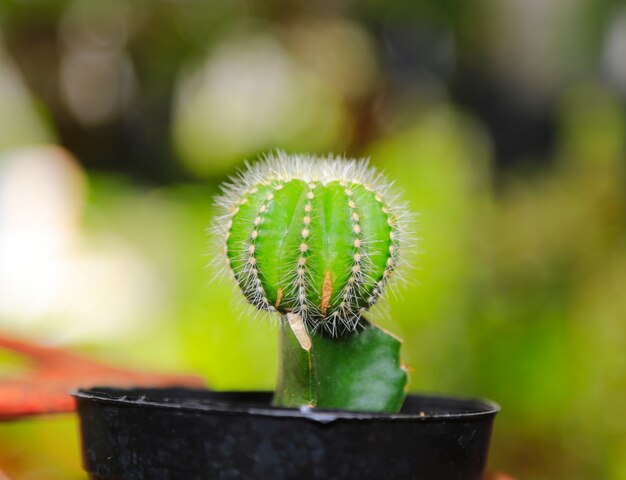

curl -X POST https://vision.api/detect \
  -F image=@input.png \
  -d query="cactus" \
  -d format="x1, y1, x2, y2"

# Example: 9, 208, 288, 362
214, 152, 412, 412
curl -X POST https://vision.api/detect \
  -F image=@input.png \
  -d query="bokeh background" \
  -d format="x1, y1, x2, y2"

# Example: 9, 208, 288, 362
0, 0, 625, 478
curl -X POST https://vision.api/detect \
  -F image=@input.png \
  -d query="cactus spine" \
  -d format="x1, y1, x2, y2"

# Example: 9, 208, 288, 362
215, 152, 411, 336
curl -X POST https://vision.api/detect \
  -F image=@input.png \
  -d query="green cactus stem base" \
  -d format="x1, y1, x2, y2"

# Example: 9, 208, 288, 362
273, 315, 408, 413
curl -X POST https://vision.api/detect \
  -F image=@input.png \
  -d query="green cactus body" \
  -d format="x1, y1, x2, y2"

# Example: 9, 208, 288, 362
220, 155, 404, 335
215, 153, 411, 412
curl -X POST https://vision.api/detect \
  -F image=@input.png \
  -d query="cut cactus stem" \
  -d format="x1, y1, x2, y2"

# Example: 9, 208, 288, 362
273, 320, 408, 412
214, 152, 414, 337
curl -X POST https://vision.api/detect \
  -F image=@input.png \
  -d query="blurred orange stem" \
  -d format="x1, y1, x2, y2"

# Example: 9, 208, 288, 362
0, 335, 204, 421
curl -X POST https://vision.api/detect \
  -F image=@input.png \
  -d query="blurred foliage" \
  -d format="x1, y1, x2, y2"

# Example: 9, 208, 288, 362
1, 1, 626, 479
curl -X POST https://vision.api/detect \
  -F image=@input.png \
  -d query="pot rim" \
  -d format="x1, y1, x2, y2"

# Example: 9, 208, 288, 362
73, 387, 500, 424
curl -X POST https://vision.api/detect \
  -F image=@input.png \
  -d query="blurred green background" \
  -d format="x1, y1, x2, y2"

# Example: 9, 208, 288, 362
0, 0, 625, 478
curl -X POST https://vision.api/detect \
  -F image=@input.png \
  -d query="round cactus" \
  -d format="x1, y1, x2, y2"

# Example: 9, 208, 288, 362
215, 152, 412, 336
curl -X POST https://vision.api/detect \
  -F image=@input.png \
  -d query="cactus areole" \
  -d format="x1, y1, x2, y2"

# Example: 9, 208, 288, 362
215, 153, 412, 412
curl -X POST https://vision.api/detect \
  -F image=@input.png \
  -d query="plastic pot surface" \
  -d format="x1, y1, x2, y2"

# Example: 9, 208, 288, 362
74, 387, 499, 480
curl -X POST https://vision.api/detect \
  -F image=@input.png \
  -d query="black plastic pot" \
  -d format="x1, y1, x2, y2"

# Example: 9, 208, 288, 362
74, 387, 499, 480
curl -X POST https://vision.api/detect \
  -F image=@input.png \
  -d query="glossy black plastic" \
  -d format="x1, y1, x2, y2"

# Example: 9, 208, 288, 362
74, 387, 499, 480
